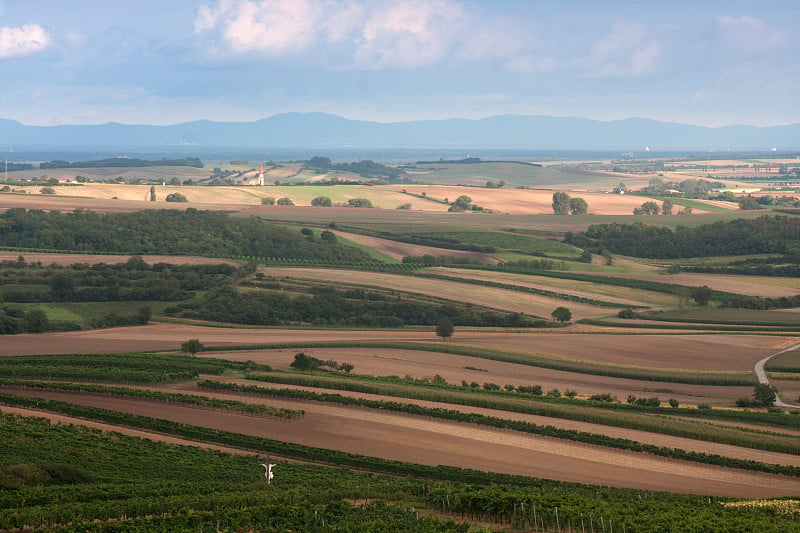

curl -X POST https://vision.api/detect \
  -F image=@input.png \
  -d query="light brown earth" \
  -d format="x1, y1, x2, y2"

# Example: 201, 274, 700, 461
3, 324, 794, 373
198, 347, 752, 406
5, 389, 800, 498
258, 267, 611, 319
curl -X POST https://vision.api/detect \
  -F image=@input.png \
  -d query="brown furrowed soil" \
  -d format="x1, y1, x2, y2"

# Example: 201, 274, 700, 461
199, 347, 753, 406
4, 388, 799, 498
258, 267, 610, 319
3, 324, 793, 372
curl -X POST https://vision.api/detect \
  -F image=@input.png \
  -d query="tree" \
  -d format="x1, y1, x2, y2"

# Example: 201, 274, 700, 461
753, 383, 777, 406
149, 186, 156, 202
661, 198, 674, 215
311, 196, 332, 207
181, 339, 203, 357
569, 197, 588, 215
50, 273, 76, 301
276, 197, 295, 206
738, 195, 760, 210
396, 203, 412, 210
261, 197, 275, 205
290, 352, 323, 370
165, 192, 188, 203
639, 201, 660, 215
24, 309, 49, 333
39, 187, 56, 195
346, 198, 373, 208
136, 306, 152, 325
448, 195, 472, 212
338, 363, 354, 373
320, 230, 336, 243
552, 192, 570, 215
436, 317, 454, 341
690, 285, 713, 306
551, 307, 572, 323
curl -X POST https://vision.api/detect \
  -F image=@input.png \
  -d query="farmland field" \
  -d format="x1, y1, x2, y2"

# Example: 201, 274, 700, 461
3, 162, 800, 529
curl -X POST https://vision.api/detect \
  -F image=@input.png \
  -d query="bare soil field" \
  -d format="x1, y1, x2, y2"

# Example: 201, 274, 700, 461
6, 388, 799, 497
0, 251, 242, 267
170, 380, 799, 465
586, 271, 800, 298
331, 231, 500, 263
399, 185, 712, 215
201, 346, 753, 406
259, 267, 611, 319
4, 324, 792, 373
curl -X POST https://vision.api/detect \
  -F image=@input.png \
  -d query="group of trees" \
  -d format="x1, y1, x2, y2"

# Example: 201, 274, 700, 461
565, 216, 800, 258
305, 156, 404, 181
290, 352, 354, 373
39, 157, 204, 169
0, 208, 371, 262
552, 192, 588, 215
633, 199, 679, 215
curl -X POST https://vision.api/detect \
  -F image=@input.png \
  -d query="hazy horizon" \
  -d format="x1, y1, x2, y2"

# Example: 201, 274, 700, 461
0, 1, 797, 128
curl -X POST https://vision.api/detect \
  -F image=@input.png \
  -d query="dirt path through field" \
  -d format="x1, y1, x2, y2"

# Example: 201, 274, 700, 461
755, 343, 800, 409
5, 388, 799, 497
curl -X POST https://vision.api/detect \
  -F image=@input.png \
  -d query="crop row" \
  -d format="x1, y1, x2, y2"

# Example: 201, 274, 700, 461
196, 381, 800, 475
0, 379, 303, 419
234, 372, 800, 453
201, 341, 754, 386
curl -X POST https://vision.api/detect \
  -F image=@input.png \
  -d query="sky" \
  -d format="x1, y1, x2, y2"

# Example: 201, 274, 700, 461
0, 0, 798, 127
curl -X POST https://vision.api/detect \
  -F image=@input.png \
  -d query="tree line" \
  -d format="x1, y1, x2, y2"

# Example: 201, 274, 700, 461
565, 215, 800, 258
0, 208, 371, 262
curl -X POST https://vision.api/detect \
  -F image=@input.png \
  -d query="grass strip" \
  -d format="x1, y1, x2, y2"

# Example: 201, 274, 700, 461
202, 341, 754, 386
195, 381, 800, 477
0, 379, 302, 419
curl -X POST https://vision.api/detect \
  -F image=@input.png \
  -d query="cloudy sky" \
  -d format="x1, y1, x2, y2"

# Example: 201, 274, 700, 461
1, 0, 797, 127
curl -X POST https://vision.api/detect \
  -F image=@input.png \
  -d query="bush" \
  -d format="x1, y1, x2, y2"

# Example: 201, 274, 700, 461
40, 187, 56, 195
261, 197, 275, 205
165, 192, 188, 203
277, 197, 295, 206
346, 198, 373, 208
617, 308, 637, 319
311, 196, 332, 207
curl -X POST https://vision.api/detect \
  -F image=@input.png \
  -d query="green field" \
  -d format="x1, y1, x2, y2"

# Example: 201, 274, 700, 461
638, 309, 800, 327
413, 231, 582, 256
409, 162, 616, 188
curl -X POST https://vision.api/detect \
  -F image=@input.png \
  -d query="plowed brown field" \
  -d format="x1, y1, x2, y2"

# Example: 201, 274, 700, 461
5, 388, 799, 498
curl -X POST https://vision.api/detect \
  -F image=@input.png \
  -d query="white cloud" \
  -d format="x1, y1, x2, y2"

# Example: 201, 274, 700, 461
588, 22, 661, 77
715, 14, 787, 52
194, 0, 543, 70
0, 24, 51, 59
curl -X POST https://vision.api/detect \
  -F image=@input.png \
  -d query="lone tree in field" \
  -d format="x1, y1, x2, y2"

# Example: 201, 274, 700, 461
436, 317, 454, 341
690, 285, 713, 306
661, 198, 674, 215
181, 339, 203, 357
551, 307, 572, 323
753, 383, 777, 406
311, 196, 332, 207
569, 197, 588, 215
552, 192, 570, 215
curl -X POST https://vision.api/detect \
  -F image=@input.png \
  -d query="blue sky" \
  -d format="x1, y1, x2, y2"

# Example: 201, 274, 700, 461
0, 0, 797, 127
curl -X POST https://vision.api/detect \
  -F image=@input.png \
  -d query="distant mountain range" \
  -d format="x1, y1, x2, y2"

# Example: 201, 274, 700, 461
0, 113, 797, 150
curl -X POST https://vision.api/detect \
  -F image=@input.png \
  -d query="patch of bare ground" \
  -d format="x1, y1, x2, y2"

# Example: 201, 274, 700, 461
200, 347, 751, 407
4, 388, 800, 498
3, 325, 794, 373
0, 251, 242, 267
164, 379, 800, 467
331, 230, 500, 264
584, 271, 800, 298
259, 267, 610, 319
